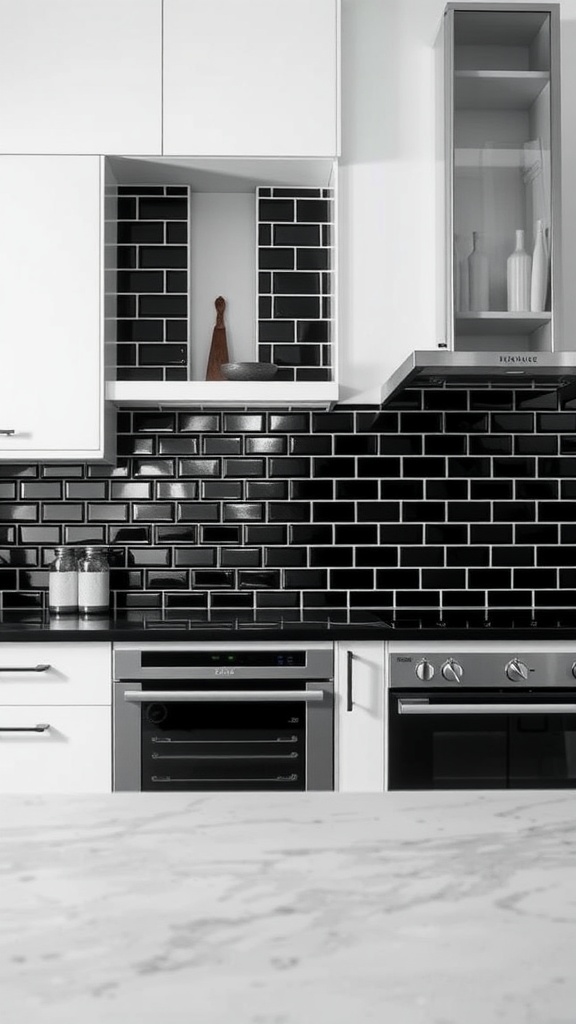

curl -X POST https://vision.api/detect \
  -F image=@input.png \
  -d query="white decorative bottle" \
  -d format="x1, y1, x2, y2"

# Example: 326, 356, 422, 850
506, 229, 532, 311
530, 219, 549, 312
468, 231, 489, 312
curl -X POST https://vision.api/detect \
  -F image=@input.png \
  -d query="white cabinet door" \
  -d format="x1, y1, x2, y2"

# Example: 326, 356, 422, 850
0, 156, 110, 460
0, 0, 162, 155
0, 705, 111, 793
163, 0, 339, 157
336, 642, 385, 792
0, 643, 111, 705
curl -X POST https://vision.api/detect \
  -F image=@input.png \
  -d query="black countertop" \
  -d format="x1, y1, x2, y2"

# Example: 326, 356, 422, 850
1, 608, 576, 642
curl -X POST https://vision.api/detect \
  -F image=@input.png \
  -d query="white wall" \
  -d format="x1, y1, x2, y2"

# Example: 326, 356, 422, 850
339, 0, 576, 403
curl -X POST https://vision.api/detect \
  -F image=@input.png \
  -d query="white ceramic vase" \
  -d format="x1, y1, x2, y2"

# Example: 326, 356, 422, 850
530, 219, 549, 312
507, 229, 531, 312
468, 231, 489, 312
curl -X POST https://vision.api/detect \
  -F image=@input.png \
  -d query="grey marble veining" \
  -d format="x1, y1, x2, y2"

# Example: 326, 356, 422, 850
1, 792, 575, 1023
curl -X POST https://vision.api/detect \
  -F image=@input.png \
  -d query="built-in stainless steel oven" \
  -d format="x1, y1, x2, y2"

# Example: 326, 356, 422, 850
113, 643, 334, 791
387, 642, 576, 790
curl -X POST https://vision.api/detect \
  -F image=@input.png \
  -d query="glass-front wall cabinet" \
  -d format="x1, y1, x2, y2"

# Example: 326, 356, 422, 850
443, 4, 559, 353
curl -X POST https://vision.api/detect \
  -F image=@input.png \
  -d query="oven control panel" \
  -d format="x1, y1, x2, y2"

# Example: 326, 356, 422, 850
389, 652, 576, 688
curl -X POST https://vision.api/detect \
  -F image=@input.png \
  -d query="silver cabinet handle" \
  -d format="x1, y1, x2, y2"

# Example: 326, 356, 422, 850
0, 664, 51, 673
0, 429, 15, 436
124, 690, 324, 703
398, 700, 576, 715
0, 723, 50, 733
347, 650, 354, 712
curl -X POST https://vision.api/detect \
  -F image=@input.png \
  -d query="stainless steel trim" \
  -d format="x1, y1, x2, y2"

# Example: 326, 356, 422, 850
124, 689, 325, 703
114, 646, 333, 682
398, 700, 576, 715
0, 664, 51, 673
0, 429, 15, 436
0, 723, 50, 732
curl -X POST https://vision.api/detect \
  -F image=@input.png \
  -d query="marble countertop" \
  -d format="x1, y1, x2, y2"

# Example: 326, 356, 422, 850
1, 792, 575, 1023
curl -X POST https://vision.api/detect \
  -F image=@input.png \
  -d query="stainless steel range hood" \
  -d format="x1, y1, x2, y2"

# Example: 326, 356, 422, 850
380, 351, 576, 407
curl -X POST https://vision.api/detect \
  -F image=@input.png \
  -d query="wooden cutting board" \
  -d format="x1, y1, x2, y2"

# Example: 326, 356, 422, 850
205, 296, 230, 381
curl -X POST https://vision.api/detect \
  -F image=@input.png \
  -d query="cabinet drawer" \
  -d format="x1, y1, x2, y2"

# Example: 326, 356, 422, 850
0, 643, 111, 705
0, 705, 111, 793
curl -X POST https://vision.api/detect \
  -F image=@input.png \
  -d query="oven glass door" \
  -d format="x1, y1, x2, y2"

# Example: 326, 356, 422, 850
388, 689, 576, 790
139, 680, 312, 791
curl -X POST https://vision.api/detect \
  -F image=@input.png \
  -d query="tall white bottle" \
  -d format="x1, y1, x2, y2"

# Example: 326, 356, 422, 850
506, 229, 531, 311
468, 231, 489, 312
530, 219, 549, 312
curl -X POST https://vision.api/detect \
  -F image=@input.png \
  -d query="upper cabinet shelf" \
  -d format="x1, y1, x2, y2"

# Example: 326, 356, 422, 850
439, 3, 561, 354
0, 0, 339, 158
454, 70, 550, 110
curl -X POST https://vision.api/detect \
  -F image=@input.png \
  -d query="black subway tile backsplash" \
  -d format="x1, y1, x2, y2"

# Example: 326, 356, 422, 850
2, 389, 576, 610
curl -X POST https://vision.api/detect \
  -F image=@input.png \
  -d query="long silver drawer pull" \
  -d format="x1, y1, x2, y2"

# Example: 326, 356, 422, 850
0, 429, 15, 436
0, 723, 50, 733
398, 701, 576, 715
124, 689, 324, 703
347, 649, 354, 712
0, 664, 51, 673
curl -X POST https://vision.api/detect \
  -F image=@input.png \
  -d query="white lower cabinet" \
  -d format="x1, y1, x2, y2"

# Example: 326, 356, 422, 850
0, 642, 112, 793
0, 705, 111, 793
335, 642, 386, 791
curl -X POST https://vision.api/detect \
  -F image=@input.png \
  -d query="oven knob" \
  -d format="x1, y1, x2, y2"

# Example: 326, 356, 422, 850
415, 659, 434, 681
441, 659, 463, 682
505, 659, 528, 682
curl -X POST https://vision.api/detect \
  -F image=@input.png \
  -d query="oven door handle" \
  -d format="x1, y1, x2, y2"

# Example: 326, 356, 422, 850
124, 689, 325, 703
398, 700, 576, 715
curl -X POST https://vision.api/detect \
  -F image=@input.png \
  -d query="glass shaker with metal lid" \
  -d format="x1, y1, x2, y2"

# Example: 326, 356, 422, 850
48, 547, 78, 615
77, 547, 110, 616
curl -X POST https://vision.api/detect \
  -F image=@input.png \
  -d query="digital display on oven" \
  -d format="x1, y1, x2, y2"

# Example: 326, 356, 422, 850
141, 651, 306, 668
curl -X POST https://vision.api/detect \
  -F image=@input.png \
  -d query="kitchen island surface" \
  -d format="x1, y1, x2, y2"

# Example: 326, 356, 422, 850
0, 792, 575, 1023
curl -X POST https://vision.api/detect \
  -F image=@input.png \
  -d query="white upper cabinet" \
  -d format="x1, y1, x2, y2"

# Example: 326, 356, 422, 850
0, 156, 112, 460
163, 0, 340, 157
0, 0, 162, 155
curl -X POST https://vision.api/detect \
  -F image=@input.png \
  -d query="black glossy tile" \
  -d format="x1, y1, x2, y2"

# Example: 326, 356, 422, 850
178, 414, 220, 433
273, 272, 320, 295
447, 502, 490, 522
376, 569, 419, 589
238, 570, 281, 590
65, 526, 106, 545
425, 524, 467, 545
193, 571, 235, 589
139, 295, 187, 318
492, 546, 535, 567
118, 270, 164, 293
109, 526, 151, 543
426, 480, 467, 500
312, 412, 352, 433
330, 568, 374, 589
357, 457, 401, 478
514, 435, 557, 455
515, 390, 557, 410
493, 502, 536, 522
514, 568, 557, 589
537, 413, 576, 432
401, 412, 442, 432
245, 436, 287, 455
274, 224, 320, 246
128, 549, 170, 567
290, 525, 333, 545
469, 390, 514, 410
381, 436, 423, 455
139, 245, 187, 269
446, 546, 489, 566
134, 459, 175, 477
403, 457, 446, 477
470, 480, 512, 500
146, 570, 189, 589
493, 456, 535, 478
313, 502, 354, 523
290, 480, 332, 500
177, 503, 219, 522
400, 547, 444, 567
541, 502, 576, 521
220, 549, 261, 568
21, 482, 61, 499
423, 390, 468, 410
133, 504, 174, 522
268, 502, 311, 522
491, 413, 534, 433
424, 435, 465, 455
539, 457, 576, 477
223, 503, 263, 522
309, 546, 353, 568
404, 502, 445, 522
157, 438, 198, 456
139, 197, 187, 220
515, 524, 557, 545
245, 526, 287, 545
337, 480, 379, 500
444, 412, 489, 433
296, 199, 331, 222
175, 548, 217, 567
224, 415, 265, 433
265, 548, 307, 568
538, 546, 576, 566
273, 296, 319, 319
179, 459, 220, 478
519, 480, 558, 500
139, 344, 187, 366
157, 481, 200, 499
284, 569, 327, 590
357, 546, 398, 567
224, 459, 265, 477
201, 526, 241, 544
468, 568, 511, 589
422, 569, 466, 589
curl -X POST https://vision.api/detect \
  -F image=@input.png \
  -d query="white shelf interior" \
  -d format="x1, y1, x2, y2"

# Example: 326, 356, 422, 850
106, 380, 339, 409
455, 71, 549, 111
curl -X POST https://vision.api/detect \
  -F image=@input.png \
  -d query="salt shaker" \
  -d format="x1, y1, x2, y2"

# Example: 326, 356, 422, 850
77, 547, 110, 616
48, 547, 78, 615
